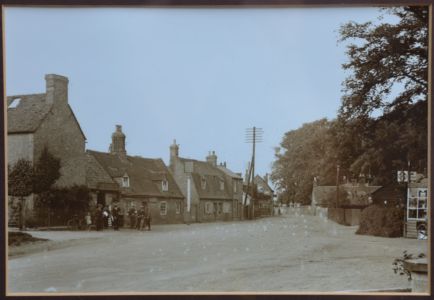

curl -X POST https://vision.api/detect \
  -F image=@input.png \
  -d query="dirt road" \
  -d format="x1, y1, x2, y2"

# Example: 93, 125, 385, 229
8, 213, 427, 293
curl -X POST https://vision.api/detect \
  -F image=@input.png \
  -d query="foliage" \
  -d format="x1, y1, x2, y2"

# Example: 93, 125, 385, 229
335, 6, 428, 185
356, 204, 404, 237
392, 251, 426, 281
271, 119, 337, 205
338, 6, 428, 120
33, 146, 61, 194
8, 159, 34, 197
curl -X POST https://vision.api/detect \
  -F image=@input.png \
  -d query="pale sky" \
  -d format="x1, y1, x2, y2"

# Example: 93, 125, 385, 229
5, 6, 390, 179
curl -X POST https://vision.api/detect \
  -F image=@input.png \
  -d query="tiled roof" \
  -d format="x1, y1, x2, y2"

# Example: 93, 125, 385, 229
179, 158, 232, 200
7, 94, 51, 133
87, 150, 183, 199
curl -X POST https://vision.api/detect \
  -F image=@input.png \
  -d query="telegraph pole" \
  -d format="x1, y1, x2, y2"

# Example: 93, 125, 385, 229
245, 127, 263, 219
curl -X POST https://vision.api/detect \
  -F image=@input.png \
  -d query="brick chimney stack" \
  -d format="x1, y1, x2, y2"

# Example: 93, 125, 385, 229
110, 125, 127, 158
45, 74, 68, 106
206, 151, 217, 167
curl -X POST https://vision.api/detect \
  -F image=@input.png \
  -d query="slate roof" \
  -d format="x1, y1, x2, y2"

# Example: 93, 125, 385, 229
87, 150, 184, 199
7, 93, 86, 139
179, 158, 232, 200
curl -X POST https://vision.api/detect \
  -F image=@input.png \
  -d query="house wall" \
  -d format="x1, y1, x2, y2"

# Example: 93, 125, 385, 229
198, 199, 233, 222
121, 197, 184, 226
170, 158, 199, 222
7, 133, 34, 166
34, 104, 86, 188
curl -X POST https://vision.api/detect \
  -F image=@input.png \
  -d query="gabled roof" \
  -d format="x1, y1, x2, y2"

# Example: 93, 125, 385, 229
254, 175, 274, 193
7, 94, 51, 133
7, 94, 87, 140
87, 150, 184, 199
179, 157, 232, 200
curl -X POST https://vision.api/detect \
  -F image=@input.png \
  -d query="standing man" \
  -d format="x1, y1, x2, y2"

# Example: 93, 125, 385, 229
128, 204, 137, 229
143, 202, 151, 231
137, 202, 145, 231
112, 203, 121, 230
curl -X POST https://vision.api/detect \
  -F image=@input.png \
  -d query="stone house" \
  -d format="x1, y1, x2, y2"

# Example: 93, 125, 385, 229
86, 125, 184, 225
217, 163, 244, 220
169, 140, 239, 223
253, 174, 274, 217
7, 74, 87, 224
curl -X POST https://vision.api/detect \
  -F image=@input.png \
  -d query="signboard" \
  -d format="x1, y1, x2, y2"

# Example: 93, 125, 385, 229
397, 171, 408, 183
410, 171, 417, 182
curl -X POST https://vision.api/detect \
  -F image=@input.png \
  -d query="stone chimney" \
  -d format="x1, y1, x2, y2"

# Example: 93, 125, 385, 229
170, 139, 179, 167
45, 74, 68, 106
206, 151, 217, 167
109, 125, 127, 158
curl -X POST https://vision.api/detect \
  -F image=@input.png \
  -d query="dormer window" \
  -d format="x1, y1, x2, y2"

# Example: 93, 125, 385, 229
122, 175, 130, 187
220, 180, 225, 191
201, 176, 207, 190
8, 98, 21, 109
162, 179, 169, 192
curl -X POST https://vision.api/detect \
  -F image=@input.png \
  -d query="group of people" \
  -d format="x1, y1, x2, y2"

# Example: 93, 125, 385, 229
83, 201, 151, 231
91, 203, 122, 231
128, 202, 151, 231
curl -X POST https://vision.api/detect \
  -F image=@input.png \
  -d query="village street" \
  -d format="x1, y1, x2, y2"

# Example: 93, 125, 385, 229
8, 210, 427, 293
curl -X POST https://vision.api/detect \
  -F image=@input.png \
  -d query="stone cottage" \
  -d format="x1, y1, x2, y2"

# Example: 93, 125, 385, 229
169, 140, 239, 223
86, 125, 184, 225
253, 174, 274, 217
7, 74, 87, 224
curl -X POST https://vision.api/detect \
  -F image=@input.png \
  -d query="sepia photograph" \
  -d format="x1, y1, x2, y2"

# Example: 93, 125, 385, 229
3, 3, 431, 295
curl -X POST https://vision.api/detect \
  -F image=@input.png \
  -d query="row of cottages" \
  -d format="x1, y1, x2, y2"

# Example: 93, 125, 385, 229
169, 141, 244, 223
7, 74, 87, 225
85, 126, 185, 225
7, 74, 245, 226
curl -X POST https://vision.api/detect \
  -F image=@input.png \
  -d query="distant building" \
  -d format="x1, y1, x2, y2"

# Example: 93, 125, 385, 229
311, 182, 381, 225
253, 174, 274, 217
86, 126, 184, 225
217, 163, 244, 220
7, 74, 87, 223
169, 140, 240, 223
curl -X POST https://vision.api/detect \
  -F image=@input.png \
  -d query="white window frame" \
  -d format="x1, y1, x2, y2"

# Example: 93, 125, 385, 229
407, 188, 428, 221
201, 176, 207, 190
122, 176, 130, 187
160, 201, 167, 216
162, 179, 169, 192
233, 181, 237, 193
205, 202, 213, 214
220, 180, 225, 191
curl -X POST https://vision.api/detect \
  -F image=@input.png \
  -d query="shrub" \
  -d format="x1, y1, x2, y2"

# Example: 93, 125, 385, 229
357, 204, 404, 237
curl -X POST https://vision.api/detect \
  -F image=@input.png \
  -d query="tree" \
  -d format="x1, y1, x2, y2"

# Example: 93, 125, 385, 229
337, 6, 428, 184
8, 159, 34, 230
33, 146, 61, 194
271, 119, 338, 205
32, 147, 61, 226
339, 6, 428, 121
